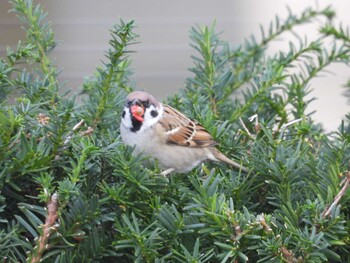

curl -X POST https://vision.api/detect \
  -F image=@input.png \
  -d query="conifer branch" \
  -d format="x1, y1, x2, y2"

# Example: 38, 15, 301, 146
10, 0, 58, 104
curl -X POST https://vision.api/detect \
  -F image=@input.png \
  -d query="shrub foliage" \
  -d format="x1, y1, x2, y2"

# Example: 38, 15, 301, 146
1, 1, 350, 262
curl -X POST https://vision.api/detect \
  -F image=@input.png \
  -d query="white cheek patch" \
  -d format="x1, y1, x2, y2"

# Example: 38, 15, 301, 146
140, 104, 163, 132
121, 107, 133, 129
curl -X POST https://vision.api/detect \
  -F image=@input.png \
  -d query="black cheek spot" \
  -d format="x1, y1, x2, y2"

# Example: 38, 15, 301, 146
122, 110, 126, 118
150, 110, 158, 118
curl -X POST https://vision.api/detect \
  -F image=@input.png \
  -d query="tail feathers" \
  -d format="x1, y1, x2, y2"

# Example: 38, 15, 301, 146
211, 148, 249, 173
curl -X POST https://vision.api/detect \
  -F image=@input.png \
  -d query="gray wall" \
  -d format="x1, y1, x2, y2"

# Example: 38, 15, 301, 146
1, 0, 349, 132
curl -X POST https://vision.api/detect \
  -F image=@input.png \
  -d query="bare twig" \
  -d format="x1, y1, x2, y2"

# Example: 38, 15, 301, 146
280, 118, 303, 130
248, 114, 261, 133
64, 119, 85, 145
239, 117, 253, 138
29, 193, 59, 263
72, 119, 85, 131
322, 171, 350, 218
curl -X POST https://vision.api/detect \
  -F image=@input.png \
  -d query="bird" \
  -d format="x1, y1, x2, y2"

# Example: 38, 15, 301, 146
120, 91, 248, 175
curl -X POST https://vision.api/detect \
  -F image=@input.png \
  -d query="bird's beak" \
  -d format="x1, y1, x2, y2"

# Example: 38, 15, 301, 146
130, 100, 145, 122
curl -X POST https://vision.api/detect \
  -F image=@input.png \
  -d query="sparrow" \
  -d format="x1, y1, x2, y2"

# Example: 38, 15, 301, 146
120, 91, 248, 175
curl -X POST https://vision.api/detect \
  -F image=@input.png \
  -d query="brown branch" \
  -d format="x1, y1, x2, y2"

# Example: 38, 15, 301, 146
280, 246, 296, 263
322, 171, 350, 218
257, 214, 272, 233
30, 193, 59, 263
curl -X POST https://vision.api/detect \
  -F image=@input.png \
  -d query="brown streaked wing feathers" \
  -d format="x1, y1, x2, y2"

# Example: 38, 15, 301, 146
159, 104, 217, 148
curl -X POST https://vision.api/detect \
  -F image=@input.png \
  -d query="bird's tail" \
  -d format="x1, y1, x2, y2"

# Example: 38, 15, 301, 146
211, 148, 249, 173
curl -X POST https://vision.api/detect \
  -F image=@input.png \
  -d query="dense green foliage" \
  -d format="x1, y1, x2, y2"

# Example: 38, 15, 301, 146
1, 1, 350, 262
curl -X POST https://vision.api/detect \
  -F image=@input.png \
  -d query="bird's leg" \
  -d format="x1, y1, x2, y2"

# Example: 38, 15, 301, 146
160, 168, 175, 177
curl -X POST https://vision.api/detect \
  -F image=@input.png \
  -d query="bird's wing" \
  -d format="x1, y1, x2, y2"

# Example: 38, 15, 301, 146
158, 104, 218, 148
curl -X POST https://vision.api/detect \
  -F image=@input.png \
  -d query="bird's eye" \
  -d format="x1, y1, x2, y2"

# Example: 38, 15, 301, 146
142, 100, 150, 107
126, 100, 132, 107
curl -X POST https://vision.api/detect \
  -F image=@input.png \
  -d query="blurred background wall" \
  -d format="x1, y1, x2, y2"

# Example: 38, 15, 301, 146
0, 0, 349, 132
